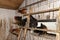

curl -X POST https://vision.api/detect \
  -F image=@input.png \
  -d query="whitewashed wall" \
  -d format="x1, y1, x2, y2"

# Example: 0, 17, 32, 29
0, 8, 17, 40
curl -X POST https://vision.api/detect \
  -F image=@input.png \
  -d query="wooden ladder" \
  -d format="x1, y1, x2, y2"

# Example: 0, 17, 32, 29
9, 27, 28, 40
18, 28, 28, 40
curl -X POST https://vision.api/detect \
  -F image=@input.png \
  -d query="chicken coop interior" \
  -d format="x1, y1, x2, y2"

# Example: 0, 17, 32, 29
0, 0, 60, 40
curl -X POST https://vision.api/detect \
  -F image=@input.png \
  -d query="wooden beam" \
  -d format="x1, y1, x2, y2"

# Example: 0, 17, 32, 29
19, 27, 60, 33
20, 0, 46, 9
23, 7, 59, 16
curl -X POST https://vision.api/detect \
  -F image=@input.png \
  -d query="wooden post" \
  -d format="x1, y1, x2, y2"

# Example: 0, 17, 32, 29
18, 28, 22, 40
22, 15, 30, 40
56, 8, 60, 40
23, 28, 27, 40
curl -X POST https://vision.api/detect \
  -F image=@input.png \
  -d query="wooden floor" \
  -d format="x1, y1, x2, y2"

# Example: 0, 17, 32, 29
7, 31, 56, 40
